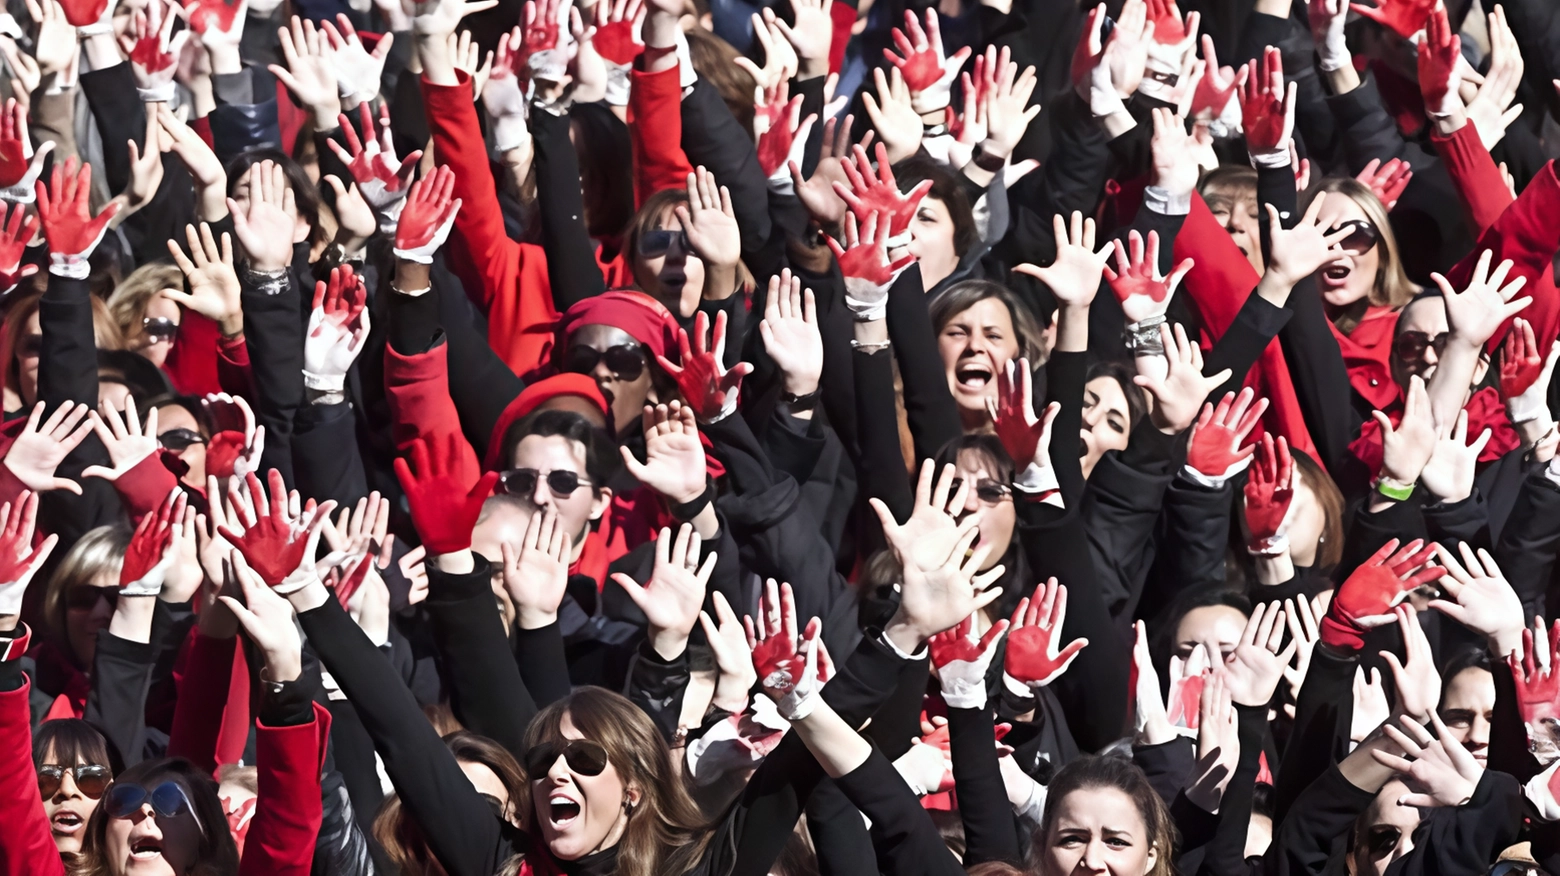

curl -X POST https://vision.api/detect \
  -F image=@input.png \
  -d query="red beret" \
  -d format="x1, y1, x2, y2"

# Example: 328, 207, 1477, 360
483, 373, 611, 471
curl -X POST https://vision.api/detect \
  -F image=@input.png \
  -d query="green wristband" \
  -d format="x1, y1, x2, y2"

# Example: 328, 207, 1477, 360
1373, 478, 1415, 502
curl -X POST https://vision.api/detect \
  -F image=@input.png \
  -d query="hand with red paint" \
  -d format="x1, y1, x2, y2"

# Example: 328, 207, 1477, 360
1355, 158, 1413, 211
219, 469, 337, 593
201, 393, 263, 481
1501, 318, 1560, 428
184, 0, 244, 39
521, 0, 574, 80
656, 310, 754, 424
883, 9, 970, 114
119, 0, 188, 101
593, 0, 644, 104
748, 579, 833, 720
119, 490, 188, 597
1321, 539, 1443, 649
393, 165, 461, 264
483, 28, 532, 150
1238, 47, 1295, 158
328, 102, 423, 221
1223, 601, 1295, 706
303, 265, 370, 393
986, 358, 1056, 473
1243, 433, 1294, 555
1103, 230, 1192, 324
393, 433, 497, 556
1190, 36, 1240, 124
930, 612, 1009, 709
755, 81, 817, 183
0, 201, 37, 294
1071, 3, 1126, 117
57, 0, 109, 27
1513, 620, 1560, 737
1350, 0, 1435, 40
834, 142, 934, 241
37, 157, 119, 274
0, 492, 58, 618
0, 98, 53, 204
1185, 388, 1267, 485
1165, 643, 1210, 733
1416, 6, 1461, 118
1140, 0, 1200, 105
892, 719, 953, 795
1002, 579, 1088, 694
827, 211, 916, 321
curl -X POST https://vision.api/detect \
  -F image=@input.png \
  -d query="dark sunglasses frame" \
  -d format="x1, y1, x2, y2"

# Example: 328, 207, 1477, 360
142, 317, 179, 344
948, 476, 1013, 504
561, 343, 646, 382
1394, 329, 1451, 362
67, 585, 118, 611
524, 739, 610, 778
1328, 219, 1379, 255
497, 468, 592, 499
158, 428, 207, 452
105, 781, 203, 834
638, 228, 689, 257
38, 763, 111, 799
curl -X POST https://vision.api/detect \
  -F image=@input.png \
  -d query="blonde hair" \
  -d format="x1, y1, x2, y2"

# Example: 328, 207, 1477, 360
41, 524, 129, 642
106, 262, 184, 346
1303, 178, 1418, 313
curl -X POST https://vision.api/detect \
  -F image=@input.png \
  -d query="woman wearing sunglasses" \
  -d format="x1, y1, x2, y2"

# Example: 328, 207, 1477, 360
33, 718, 115, 858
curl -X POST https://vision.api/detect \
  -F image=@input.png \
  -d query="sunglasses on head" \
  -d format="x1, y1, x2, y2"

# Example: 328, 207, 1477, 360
497, 468, 591, 498
105, 781, 202, 833
67, 585, 118, 611
639, 229, 689, 258
1394, 330, 1450, 362
1364, 825, 1402, 859
524, 739, 609, 778
1328, 219, 1379, 255
158, 428, 206, 452
38, 763, 111, 799
561, 343, 645, 382
143, 317, 178, 345
948, 476, 1013, 504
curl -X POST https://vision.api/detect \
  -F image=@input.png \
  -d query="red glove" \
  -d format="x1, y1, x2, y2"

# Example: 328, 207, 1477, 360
393, 433, 498, 555
119, 490, 185, 597
218, 469, 335, 592
1238, 47, 1290, 155
0, 201, 39, 293
58, 0, 110, 28
1355, 158, 1413, 212
1242, 433, 1293, 551
1321, 538, 1444, 650
393, 165, 461, 264
1415, 7, 1459, 117
36, 158, 120, 274
1501, 318, 1545, 400
0, 491, 56, 617
1351, 0, 1436, 40
834, 142, 934, 240
1185, 388, 1267, 483
1003, 579, 1088, 690
1102, 230, 1192, 323
656, 310, 754, 424
1512, 621, 1560, 728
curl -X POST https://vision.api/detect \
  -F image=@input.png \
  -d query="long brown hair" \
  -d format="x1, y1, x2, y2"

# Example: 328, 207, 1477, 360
374, 731, 526, 876
1036, 755, 1175, 876
520, 687, 711, 876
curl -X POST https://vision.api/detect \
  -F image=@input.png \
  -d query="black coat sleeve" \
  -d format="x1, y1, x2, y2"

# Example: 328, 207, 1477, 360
531, 105, 606, 309
947, 704, 1022, 866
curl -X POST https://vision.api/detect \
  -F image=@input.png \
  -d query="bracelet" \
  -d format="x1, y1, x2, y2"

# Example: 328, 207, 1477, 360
1373, 476, 1415, 502
850, 339, 891, 353
1126, 314, 1167, 357
668, 481, 714, 521
922, 122, 949, 137
970, 144, 1006, 173
780, 388, 820, 410
243, 267, 289, 296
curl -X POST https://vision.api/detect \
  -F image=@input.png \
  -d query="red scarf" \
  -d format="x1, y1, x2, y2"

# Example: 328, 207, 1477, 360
1350, 386, 1521, 476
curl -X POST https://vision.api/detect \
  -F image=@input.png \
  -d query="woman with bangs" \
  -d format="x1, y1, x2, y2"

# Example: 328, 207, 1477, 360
33, 718, 116, 859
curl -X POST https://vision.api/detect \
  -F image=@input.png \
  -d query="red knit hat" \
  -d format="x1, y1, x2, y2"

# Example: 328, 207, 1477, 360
483, 373, 612, 471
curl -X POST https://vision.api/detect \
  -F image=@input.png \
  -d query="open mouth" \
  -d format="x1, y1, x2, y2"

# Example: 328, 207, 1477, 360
549, 795, 581, 827
659, 271, 686, 291
1322, 264, 1351, 283
955, 364, 992, 392
51, 812, 83, 833
129, 837, 163, 859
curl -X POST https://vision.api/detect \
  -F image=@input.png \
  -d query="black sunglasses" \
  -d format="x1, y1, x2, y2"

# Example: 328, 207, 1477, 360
524, 739, 609, 777
497, 468, 591, 498
561, 343, 645, 382
1394, 330, 1450, 362
105, 781, 202, 833
38, 764, 111, 799
143, 317, 179, 344
158, 428, 206, 452
1328, 219, 1379, 255
639, 229, 689, 258
67, 585, 117, 611
948, 476, 1013, 504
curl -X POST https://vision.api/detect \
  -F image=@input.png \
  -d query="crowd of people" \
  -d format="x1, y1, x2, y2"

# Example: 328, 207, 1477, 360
2, 0, 1560, 871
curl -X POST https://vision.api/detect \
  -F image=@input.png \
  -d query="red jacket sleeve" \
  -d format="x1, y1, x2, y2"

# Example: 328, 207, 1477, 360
1431, 122, 1512, 239
167, 630, 239, 774
384, 341, 463, 455
629, 62, 694, 207
162, 312, 224, 397
216, 334, 255, 401
1445, 160, 1560, 349
0, 678, 67, 876
422, 72, 558, 375
239, 702, 331, 876
110, 454, 181, 522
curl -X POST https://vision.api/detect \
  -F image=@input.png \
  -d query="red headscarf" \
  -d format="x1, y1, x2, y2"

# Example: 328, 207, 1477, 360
553, 290, 681, 367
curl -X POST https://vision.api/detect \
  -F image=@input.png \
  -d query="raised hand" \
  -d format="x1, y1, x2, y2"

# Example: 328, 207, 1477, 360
303, 265, 370, 393
1003, 579, 1088, 692
1103, 230, 1193, 325
393, 432, 497, 556
863, 66, 922, 164
834, 141, 933, 241
1464, 5, 1523, 151
1166, 644, 1210, 732
678, 168, 741, 280
1244, 433, 1294, 553
893, 720, 954, 795
755, 82, 816, 183
734, 9, 797, 92
1416, 6, 1461, 118
1432, 249, 1530, 349
1350, 665, 1389, 741
227, 160, 296, 273
1264, 193, 1355, 287
1350, 0, 1435, 41
119, 490, 187, 597
500, 508, 569, 629
184, 0, 244, 39
1418, 409, 1491, 503
1381, 604, 1441, 724
37, 157, 118, 273
3, 402, 91, 494
1431, 541, 1523, 657
0, 492, 58, 618
1375, 375, 1436, 489
593, 0, 645, 101
1134, 322, 1231, 434
218, 470, 336, 593
1321, 539, 1442, 649
202, 393, 263, 481
930, 612, 1009, 709
1185, 388, 1267, 484
747, 579, 833, 720
519, 0, 574, 81
614, 523, 716, 658
393, 165, 461, 264
882, 9, 969, 114
1372, 713, 1483, 807
759, 271, 823, 398
1012, 211, 1112, 310
1104, 0, 1151, 101
986, 358, 1057, 473
56, 0, 108, 27
656, 310, 753, 423
1222, 601, 1295, 706
1071, 3, 1126, 117
484, 28, 531, 150
1190, 36, 1240, 124
1131, 620, 1175, 744
1238, 46, 1295, 157
219, 550, 305, 682
328, 102, 423, 222
774, 0, 832, 78
1355, 158, 1413, 212
1140, 0, 1199, 106
698, 591, 758, 713
827, 211, 915, 322
82, 398, 160, 483
1183, 671, 1238, 814
412, 0, 500, 38
620, 401, 706, 505
268, 16, 341, 131
321, 15, 391, 105
119, 0, 187, 100
1283, 595, 1324, 707
1501, 318, 1560, 427
789, 116, 859, 227
164, 223, 242, 338
0, 99, 50, 205
1512, 620, 1560, 748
